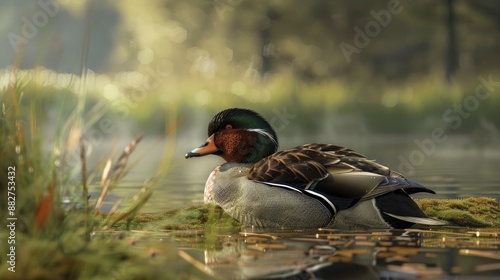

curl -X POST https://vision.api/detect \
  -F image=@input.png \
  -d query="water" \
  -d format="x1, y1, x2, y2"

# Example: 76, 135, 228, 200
178, 227, 500, 279
108, 226, 500, 279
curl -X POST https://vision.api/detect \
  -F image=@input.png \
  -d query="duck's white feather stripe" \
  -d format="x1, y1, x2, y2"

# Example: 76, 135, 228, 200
247, 128, 278, 150
257, 180, 337, 214
384, 212, 447, 225
303, 190, 337, 214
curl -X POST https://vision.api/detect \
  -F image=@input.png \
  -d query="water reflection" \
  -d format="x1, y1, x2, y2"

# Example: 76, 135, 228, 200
189, 227, 500, 279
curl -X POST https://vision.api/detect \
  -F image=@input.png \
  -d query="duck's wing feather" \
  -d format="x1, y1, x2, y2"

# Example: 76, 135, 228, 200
248, 144, 435, 201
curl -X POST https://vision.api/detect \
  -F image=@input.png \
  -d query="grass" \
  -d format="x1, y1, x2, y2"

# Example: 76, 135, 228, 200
0, 70, 206, 279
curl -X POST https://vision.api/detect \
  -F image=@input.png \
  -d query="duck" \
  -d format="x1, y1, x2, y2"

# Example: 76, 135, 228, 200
185, 108, 445, 229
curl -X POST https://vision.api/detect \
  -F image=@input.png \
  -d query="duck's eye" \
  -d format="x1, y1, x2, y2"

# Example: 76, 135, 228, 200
225, 124, 233, 129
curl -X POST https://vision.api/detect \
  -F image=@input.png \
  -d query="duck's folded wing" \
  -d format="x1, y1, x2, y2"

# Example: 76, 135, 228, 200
248, 147, 332, 185
248, 144, 365, 188
248, 143, 436, 209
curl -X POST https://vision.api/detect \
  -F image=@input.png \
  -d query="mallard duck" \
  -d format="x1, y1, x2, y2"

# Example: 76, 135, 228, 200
185, 108, 445, 229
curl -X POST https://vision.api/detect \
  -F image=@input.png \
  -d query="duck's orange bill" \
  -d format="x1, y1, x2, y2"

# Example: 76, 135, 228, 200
185, 134, 219, 158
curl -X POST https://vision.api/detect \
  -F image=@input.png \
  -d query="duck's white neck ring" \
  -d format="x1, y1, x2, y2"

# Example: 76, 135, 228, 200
246, 128, 278, 151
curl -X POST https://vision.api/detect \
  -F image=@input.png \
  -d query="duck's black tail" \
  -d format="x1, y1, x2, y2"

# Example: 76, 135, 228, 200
375, 190, 446, 228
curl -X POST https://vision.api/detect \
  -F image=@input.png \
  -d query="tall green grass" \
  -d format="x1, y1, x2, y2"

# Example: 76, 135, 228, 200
0, 69, 185, 279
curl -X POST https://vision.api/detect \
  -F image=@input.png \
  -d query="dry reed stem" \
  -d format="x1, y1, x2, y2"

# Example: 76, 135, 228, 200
80, 140, 88, 229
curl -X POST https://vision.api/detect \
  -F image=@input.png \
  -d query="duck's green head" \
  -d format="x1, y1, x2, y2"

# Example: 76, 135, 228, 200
185, 108, 279, 163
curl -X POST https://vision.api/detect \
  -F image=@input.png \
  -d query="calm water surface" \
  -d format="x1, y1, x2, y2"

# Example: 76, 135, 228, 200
181, 227, 500, 279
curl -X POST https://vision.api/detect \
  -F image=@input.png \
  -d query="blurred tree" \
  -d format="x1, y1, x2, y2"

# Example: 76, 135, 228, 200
445, 0, 458, 81
12, 0, 495, 83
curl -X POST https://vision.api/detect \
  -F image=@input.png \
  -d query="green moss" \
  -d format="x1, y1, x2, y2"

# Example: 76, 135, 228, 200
93, 197, 500, 232
98, 204, 241, 231
437, 209, 492, 227
416, 197, 500, 227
